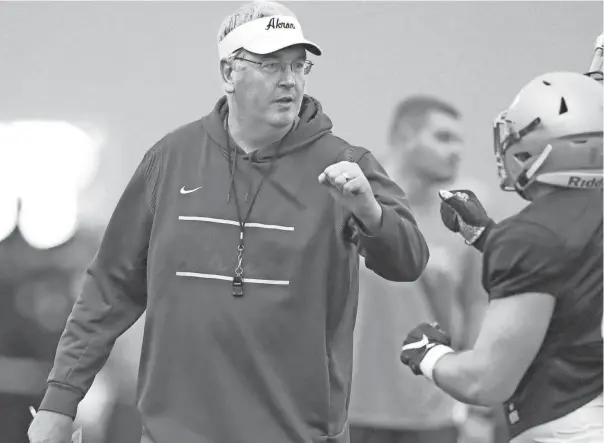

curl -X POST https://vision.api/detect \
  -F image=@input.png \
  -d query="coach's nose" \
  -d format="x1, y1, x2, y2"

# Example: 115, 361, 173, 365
278, 65, 296, 88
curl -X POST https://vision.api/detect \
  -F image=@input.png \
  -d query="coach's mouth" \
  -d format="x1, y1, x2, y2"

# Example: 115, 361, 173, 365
274, 96, 295, 104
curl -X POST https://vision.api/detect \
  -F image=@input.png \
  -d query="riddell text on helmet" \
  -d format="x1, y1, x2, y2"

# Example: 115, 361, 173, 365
567, 176, 604, 188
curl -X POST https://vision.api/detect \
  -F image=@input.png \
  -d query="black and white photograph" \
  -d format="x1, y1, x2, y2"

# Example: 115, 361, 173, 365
0, 1, 602, 442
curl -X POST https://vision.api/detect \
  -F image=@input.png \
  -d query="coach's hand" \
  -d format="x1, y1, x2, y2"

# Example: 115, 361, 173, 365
28, 410, 73, 443
438, 189, 495, 252
401, 322, 454, 380
319, 161, 382, 233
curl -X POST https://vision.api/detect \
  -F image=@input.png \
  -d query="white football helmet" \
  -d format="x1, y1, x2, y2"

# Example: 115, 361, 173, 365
493, 71, 603, 197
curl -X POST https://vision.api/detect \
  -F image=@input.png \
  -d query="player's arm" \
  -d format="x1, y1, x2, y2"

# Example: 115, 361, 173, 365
38, 145, 162, 418
431, 291, 555, 405
401, 222, 565, 405
422, 271, 464, 343
455, 247, 488, 350
436, 188, 491, 347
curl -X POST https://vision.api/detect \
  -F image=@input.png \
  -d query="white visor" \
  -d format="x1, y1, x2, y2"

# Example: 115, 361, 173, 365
218, 15, 322, 60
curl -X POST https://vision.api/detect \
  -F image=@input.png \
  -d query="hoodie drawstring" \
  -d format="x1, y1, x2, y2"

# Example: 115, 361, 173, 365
227, 146, 238, 203
225, 139, 282, 298
226, 146, 255, 203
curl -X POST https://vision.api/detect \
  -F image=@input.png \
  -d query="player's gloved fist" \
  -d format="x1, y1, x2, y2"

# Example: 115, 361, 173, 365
438, 189, 495, 252
400, 322, 454, 381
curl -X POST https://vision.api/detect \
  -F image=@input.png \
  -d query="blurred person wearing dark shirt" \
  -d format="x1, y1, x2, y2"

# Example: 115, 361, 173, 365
0, 227, 100, 443
350, 96, 505, 443
99, 318, 145, 443
401, 71, 603, 442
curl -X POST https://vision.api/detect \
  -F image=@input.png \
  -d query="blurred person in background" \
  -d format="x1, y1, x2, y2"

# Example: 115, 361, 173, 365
0, 227, 100, 443
349, 96, 508, 443
0, 121, 118, 443
100, 317, 145, 443
28, 2, 430, 443
401, 68, 603, 441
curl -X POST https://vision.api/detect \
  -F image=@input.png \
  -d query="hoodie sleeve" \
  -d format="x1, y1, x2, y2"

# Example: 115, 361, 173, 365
38, 146, 161, 418
350, 151, 429, 282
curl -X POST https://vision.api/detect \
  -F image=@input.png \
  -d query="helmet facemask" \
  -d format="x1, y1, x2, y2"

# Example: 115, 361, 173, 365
585, 35, 603, 83
493, 111, 545, 195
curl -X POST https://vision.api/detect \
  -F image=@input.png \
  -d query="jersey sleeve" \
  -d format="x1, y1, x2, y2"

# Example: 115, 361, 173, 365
482, 221, 569, 301
354, 151, 430, 282
38, 145, 161, 418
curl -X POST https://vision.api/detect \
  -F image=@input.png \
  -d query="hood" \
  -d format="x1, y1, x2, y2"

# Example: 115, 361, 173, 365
201, 95, 333, 162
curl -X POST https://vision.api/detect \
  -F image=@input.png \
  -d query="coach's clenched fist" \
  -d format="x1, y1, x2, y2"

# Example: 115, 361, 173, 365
28, 410, 73, 443
318, 161, 382, 233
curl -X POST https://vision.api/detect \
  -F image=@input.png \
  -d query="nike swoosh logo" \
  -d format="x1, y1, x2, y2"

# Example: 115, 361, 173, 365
180, 186, 203, 195
401, 334, 430, 351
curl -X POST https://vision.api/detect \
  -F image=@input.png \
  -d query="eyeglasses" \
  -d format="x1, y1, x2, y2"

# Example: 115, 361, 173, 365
234, 57, 314, 76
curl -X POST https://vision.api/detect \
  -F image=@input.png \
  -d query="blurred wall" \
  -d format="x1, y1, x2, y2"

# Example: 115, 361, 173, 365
1, 1, 602, 223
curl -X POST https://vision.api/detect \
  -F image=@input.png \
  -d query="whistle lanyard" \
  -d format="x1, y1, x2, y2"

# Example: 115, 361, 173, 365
226, 141, 278, 297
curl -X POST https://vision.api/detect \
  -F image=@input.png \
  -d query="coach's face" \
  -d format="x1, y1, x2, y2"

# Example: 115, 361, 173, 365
231, 45, 306, 129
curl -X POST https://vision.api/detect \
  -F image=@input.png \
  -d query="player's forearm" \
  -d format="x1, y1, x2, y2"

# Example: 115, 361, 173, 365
459, 302, 487, 350
447, 302, 465, 349
456, 248, 489, 350
432, 350, 505, 406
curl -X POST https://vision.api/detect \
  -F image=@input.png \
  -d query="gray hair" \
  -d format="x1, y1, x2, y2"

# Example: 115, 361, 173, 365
217, 1, 297, 45
388, 95, 460, 145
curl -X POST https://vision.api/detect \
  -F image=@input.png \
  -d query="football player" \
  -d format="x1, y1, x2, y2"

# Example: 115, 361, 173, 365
400, 37, 603, 443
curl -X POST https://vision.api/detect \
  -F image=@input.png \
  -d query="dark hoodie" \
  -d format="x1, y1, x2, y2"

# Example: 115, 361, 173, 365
40, 96, 429, 443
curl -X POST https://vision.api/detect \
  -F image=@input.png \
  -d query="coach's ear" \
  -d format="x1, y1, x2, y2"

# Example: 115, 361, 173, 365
220, 60, 235, 94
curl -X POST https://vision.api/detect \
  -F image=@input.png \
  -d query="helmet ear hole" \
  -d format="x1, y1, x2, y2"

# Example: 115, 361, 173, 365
559, 97, 569, 115
514, 152, 532, 164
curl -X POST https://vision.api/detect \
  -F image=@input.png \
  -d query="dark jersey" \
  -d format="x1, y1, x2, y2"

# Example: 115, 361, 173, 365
482, 189, 603, 438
